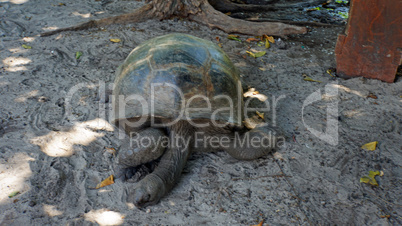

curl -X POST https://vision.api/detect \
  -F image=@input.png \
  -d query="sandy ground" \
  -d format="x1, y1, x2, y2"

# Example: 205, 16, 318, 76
0, 0, 401, 225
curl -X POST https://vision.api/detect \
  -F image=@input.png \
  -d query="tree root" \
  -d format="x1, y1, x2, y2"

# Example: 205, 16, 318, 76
209, 0, 285, 13
208, 0, 329, 13
41, 4, 153, 37
40, 0, 306, 37
245, 18, 344, 27
190, 1, 307, 36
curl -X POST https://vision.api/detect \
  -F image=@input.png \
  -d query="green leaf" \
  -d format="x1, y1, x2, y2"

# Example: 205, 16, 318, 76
8, 191, 20, 198
254, 51, 266, 57
360, 171, 380, 186
22, 44, 32, 49
227, 35, 241, 42
75, 51, 83, 60
338, 12, 349, 19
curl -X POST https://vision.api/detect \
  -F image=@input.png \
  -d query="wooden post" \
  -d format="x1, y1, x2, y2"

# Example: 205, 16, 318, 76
335, 0, 402, 83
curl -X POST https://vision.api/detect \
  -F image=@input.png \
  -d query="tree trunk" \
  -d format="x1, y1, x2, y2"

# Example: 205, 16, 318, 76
41, 0, 307, 37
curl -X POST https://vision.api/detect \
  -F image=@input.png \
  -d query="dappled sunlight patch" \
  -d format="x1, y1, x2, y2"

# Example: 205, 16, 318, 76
72, 11, 92, 18
30, 118, 114, 157
331, 84, 364, 97
14, 90, 39, 102
0, 153, 34, 203
43, 204, 64, 217
84, 209, 125, 226
2, 56, 31, 72
0, 0, 29, 4
8, 47, 29, 54
22, 36, 35, 42
0, 81, 10, 86
42, 26, 59, 32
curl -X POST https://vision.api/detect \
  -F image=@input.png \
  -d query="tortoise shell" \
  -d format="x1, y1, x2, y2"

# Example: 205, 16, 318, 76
112, 33, 243, 127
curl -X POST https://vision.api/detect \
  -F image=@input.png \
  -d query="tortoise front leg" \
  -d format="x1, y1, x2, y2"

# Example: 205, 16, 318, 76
115, 127, 167, 181
127, 121, 193, 207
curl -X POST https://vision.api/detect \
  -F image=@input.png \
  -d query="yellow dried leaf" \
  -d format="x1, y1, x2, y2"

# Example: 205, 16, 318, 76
218, 43, 223, 48
225, 12, 232, 16
247, 50, 266, 58
302, 74, 321, 83
361, 141, 378, 151
110, 38, 121, 43
265, 39, 270, 49
246, 51, 256, 58
256, 111, 264, 119
96, 175, 114, 189
267, 36, 275, 43
360, 171, 380, 186
259, 67, 266, 71
104, 147, 116, 155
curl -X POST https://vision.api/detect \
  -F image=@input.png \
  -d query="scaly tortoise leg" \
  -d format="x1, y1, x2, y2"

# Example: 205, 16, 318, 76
115, 127, 167, 181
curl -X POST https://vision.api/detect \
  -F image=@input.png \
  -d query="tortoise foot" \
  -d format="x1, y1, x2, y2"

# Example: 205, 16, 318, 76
127, 174, 166, 208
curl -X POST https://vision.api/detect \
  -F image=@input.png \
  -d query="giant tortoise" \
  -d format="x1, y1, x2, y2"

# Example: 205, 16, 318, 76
111, 33, 281, 207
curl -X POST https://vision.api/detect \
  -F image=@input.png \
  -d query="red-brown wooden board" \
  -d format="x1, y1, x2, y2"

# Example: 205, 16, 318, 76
335, 0, 402, 83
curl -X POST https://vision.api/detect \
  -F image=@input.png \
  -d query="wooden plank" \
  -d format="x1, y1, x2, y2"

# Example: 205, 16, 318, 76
335, 0, 402, 83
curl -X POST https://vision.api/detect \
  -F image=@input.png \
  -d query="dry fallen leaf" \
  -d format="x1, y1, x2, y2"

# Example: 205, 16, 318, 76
96, 175, 114, 189
256, 111, 264, 119
367, 93, 378, 99
251, 220, 264, 226
110, 38, 121, 43
326, 69, 335, 77
265, 38, 270, 49
264, 35, 275, 43
360, 171, 380, 186
215, 37, 220, 42
302, 74, 322, 83
361, 141, 378, 151
104, 147, 116, 155
246, 50, 266, 58
246, 37, 259, 43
